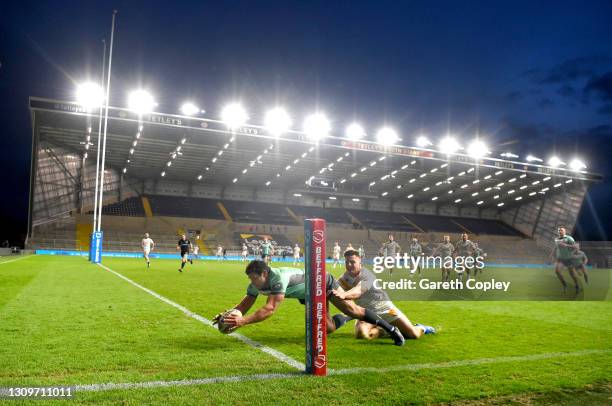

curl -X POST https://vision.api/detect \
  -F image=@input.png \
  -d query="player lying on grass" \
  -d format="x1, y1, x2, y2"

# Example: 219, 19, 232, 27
331, 250, 436, 340
213, 260, 406, 346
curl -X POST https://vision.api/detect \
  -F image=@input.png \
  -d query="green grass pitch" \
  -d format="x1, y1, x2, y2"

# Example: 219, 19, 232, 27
0, 255, 610, 404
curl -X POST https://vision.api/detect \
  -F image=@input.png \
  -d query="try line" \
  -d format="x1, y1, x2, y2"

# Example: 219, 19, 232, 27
96, 263, 305, 371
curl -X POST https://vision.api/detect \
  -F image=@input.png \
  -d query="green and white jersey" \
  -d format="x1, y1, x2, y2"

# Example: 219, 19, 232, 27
571, 250, 587, 266
408, 242, 422, 256
437, 242, 454, 257
246, 267, 305, 299
260, 241, 273, 255
554, 235, 576, 259
455, 240, 476, 256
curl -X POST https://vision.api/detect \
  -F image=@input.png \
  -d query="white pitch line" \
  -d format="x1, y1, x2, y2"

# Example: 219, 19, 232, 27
0, 255, 33, 265
72, 348, 610, 393
96, 263, 305, 370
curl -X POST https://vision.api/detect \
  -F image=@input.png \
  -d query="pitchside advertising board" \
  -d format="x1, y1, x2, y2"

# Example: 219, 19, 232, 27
304, 218, 327, 376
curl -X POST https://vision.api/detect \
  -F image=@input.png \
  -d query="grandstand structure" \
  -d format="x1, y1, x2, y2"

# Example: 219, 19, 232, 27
26, 97, 603, 265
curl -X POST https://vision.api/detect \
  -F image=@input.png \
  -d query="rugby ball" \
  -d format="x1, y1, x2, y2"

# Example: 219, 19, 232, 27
217, 309, 242, 334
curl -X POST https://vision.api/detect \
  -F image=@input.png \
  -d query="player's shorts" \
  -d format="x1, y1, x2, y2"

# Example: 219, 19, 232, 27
261, 253, 270, 259
557, 258, 574, 268
143, 249, 151, 256
333, 254, 340, 260
293, 255, 300, 259
181, 251, 189, 258
371, 301, 406, 323
242, 251, 248, 256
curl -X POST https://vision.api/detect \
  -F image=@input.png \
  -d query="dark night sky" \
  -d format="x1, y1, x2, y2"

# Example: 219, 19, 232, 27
1, 1, 611, 244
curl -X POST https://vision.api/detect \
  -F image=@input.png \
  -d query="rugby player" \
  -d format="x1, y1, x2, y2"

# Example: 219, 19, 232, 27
292, 243, 301, 266
332, 241, 342, 268
260, 237, 273, 263
216, 245, 223, 262
141, 233, 155, 269
177, 234, 193, 273
358, 245, 365, 259
408, 237, 423, 276
345, 242, 354, 253
381, 234, 401, 274
332, 250, 435, 340
454, 233, 477, 281
434, 235, 454, 282
571, 243, 589, 284
215, 260, 406, 346
551, 226, 581, 293
241, 243, 249, 262
472, 242, 486, 276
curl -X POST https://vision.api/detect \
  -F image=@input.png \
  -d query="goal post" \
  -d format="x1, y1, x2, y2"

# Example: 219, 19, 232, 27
304, 218, 327, 376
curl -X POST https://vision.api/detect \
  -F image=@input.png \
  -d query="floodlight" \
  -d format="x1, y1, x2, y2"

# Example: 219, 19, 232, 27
376, 127, 399, 146
303, 113, 331, 141
467, 140, 490, 158
345, 123, 365, 140
548, 156, 565, 167
181, 102, 200, 116
569, 159, 586, 171
526, 155, 543, 162
221, 103, 248, 129
128, 90, 156, 114
439, 136, 460, 155
76, 82, 105, 109
416, 136, 432, 147
265, 107, 292, 136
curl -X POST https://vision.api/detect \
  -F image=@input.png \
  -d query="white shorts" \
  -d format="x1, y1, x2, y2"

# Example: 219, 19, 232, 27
242, 251, 248, 256
143, 249, 151, 256
293, 255, 300, 259
368, 300, 405, 323
333, 254, 340, 260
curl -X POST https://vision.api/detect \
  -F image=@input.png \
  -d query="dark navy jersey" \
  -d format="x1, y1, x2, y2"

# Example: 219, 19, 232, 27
178, 239, 191, 252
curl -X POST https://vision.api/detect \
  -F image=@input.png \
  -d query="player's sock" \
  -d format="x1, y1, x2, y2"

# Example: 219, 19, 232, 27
583, 272, 589, 284
332, 314, 353, 330
415, 323, 436, 334
147, 261, 150, 268
189, 259, 193, 264
181, 261, 186, 270
362, 309, 404, 346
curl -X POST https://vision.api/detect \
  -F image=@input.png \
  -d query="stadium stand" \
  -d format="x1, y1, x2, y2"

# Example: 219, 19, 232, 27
147, 195, 224, 219
99, 196, 145, 216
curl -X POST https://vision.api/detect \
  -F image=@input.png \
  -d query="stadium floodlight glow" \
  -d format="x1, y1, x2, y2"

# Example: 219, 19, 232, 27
265, 181, 271, 186
381, 192, 388, 197
565, 179, 573, 184
352, 198, 360, 202
500, 152, 519, 159
526, 155, 543, 162
345, 123, 365, 140
569, 159, 587, 171
197, 175, 203, 180
329, 196, 337, 200
264, 107, 292, 136
180, 102, 200, 116
416, 136, 432, 148
128, 90, 156, 114
376, 127, 399, 146
293, 193, 302, 197
548, 156, 565, 167
439, 136, 460, 155
221, 103, 248, 129
477, 200, 484, 205
161, 171, 166, 177
303, 113, 331, 141
76, 82, 105, 109
454, 198, 462, 203
407, 194, 414, 199
497, 202, 505, 207
467, 140, 490, 158
431, 196, 438, 201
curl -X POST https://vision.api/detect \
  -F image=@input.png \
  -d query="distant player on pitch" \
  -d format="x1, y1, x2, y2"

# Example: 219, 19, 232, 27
332, 249, 436, 341
454, 233, 476, 281
292, 243, 301, 265
260, 237, 273, 263
241, 242, 249, 262
213, 260, 406, 346
408, 237, 423, 276
551, 226, 581, 293
216, 244, 223, 262
571, 243, 589, 284
381, 234, 401, 274
177, 234, 193, 273
141, 233, 155, 269
434, 235, 454, 282
332, 241, 342, 268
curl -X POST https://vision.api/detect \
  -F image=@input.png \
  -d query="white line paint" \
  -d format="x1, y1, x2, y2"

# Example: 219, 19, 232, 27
0, 255, 33, 265
96, 263, 305, 370
73, 349, 610, 393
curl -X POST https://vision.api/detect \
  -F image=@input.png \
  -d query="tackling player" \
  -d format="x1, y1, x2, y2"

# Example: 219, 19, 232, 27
332, 250, 436, 340
177, 234, 193, 273
141, 233, 155, 269
214, 260, 406, 346
332, 241, 342, 268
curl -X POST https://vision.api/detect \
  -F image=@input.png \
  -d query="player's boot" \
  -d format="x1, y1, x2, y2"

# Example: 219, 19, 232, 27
332, 314, 353, 330
415, 323, 436, 334
575, 284, 581, 294
389, 326, 405, 346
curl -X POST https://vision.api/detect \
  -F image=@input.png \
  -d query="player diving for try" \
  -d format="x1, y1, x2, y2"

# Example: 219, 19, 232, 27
332, 249, 436, 340
213, 260, 407, 346
141, 233, 155, 269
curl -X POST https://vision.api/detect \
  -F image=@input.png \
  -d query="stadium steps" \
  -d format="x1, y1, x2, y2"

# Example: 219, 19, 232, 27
400, 215, 425, 233
450, 219, 473, 235
76, 223, 91, 251
217, 202, 233, 222
345, 211, 366, 229
285, 207, 302, 225
142, 196, 153, 218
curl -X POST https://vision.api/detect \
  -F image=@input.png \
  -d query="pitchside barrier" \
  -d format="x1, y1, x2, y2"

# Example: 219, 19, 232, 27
304, 218, 327, 376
